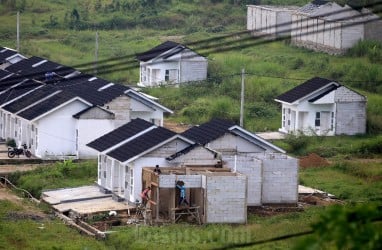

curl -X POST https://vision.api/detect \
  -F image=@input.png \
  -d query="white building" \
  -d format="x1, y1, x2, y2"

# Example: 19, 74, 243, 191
88, 118, 299, 213
247, 5, 298, 37
275, 77, 367, 136
291, 1, 382, 54
0, 55, 172, 159
136, 41, 208, 87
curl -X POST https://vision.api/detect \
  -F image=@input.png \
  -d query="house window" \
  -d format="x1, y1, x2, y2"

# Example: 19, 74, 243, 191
130, 167, 134, 196
35, 128, 38, 148
31, 124, 34, 132
125, 166, 130, 189
282, 108, 286, 127
141, 66, 146, 82
165, 69, 178, 82
315, 112, 321, 127
331, 112, 334, 130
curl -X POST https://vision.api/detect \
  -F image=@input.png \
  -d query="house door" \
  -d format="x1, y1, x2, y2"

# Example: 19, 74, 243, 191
290, 110, 296, 132
321, 111, 331, 134
298, 112, 308, 131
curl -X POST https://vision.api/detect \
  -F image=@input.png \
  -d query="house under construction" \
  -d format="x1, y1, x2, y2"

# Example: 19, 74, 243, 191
142, 165, 247, 224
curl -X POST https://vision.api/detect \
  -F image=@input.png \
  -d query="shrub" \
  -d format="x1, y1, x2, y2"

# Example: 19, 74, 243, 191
357, 137, 382, 155
284, 133, 310, 155
348, 40, 382, 63
6, 138, 16, 148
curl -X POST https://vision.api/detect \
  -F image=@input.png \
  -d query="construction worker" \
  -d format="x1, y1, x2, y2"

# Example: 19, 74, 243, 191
176, 180, 189, 207
140, 186, 151, 206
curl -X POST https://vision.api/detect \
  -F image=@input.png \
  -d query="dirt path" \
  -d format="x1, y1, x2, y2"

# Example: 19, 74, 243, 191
0, 186, 24, 204
0, 164, 42, 175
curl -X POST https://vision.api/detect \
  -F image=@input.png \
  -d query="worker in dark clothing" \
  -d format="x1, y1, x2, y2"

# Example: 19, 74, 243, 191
176, 180, 189, 207
154, 164, 161, 175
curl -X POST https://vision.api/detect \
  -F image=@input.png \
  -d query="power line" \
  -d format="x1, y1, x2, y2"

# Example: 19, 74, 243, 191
3, 0, 381, 85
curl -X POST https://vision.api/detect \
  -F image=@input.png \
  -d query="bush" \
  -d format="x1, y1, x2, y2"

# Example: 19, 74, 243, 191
348, 40, 382, 63
284, 133, 310, 155
6, 138, 16, 148
357, 137, 382, 155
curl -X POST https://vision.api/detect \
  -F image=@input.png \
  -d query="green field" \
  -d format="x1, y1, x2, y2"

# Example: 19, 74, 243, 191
0, 0, 381, 132
1, 154, 381, 249
0, 1, 382, 248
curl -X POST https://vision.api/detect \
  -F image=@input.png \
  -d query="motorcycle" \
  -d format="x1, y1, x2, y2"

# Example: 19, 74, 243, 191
8, 144, 32, 158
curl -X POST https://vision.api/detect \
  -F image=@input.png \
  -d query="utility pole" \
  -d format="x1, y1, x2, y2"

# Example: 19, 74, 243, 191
94, 31, 99, 74
240, 68, 245, 127
16, 11, 20, 52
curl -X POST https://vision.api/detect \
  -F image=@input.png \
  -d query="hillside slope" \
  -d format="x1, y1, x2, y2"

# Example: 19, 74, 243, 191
0, 0, 381, 133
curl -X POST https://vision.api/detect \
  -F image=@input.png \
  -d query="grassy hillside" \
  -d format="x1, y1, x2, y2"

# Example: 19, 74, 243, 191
0, 0, 381, 133
2, 154, 381, 249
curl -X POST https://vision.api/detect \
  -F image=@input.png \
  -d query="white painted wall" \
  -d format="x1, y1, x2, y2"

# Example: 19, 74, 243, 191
207, 133, 266, 154
34, 100, 89, 159
139, 49, 207, 86
77, 119, 115, 159
280, 102, 335, 135
279, 86, 366, 136
247, 5, 296, 37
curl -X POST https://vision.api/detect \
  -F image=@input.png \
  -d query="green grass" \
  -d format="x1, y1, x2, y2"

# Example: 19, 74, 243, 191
8, 160, 97, 198
0, 200, 106, 250
0, 1, 381, 132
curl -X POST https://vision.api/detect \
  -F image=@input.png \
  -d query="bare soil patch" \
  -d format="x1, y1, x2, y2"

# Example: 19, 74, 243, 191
299, 153, 330, 168
164, 120, 192, 133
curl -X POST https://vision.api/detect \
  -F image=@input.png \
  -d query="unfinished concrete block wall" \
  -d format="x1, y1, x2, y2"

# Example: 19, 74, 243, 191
159, 174, 202, 188
202, 173, 247, 224
223, 155, 262, 206
171, 146, 219, 166
261, 156, 298, 204
106, 96, 131, 128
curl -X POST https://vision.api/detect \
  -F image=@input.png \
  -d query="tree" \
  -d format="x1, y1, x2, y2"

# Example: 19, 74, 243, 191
294, 204, 382, 250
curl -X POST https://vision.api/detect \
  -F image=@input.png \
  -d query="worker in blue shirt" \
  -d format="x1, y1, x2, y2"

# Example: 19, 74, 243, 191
176, 180, 189, 207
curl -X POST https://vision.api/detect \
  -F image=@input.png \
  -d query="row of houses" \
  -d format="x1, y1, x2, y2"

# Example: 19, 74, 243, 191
0, 47, 172, 159
135, 41, 367, 136
1, 42, 367, 223
86, 118, 298, 223
247, 1, 382, 54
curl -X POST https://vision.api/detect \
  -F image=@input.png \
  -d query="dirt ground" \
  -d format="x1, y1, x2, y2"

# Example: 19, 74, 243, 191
299, 153, 330, 168
163, 120, 192, 133
0, 186, 24, 204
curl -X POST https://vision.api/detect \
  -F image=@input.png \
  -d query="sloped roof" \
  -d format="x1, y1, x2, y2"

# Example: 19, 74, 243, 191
275, 77, 336, 103
0, 73, 26, 92
298, 0, 330, 14
2, 85, 58, 113
136, 41, 184, 62
5, 56, 75, 81
0, 80, 42, 106
0, 47, 17, 62
17, 91, 85, 121
5, 56, 45, 74
56, 77, 130, 106
107, 126, 177, 163
87, 118, 155, 152
0, 69, 11, 80
181, 118, 235, 145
